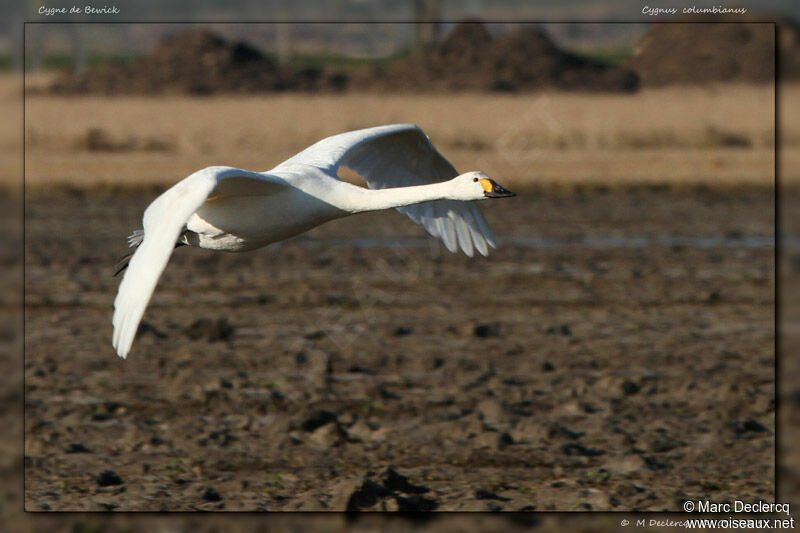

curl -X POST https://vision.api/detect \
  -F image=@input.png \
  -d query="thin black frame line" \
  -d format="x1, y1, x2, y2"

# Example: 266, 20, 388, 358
23, 20, 779, 24
20, 19, 780, 513
21, 19, 25, 509
773, 21, 780, 503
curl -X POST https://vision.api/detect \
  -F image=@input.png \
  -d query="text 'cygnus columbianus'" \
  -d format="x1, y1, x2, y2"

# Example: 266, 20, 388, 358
112, 124, 516, 359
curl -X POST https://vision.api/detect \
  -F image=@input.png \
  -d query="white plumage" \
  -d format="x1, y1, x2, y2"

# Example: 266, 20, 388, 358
112, 124, 515, 359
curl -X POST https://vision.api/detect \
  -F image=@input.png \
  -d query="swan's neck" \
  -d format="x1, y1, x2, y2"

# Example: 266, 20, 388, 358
346, 181, 454, 213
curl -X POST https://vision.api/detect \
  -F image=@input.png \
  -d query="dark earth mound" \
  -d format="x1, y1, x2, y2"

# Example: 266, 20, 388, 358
51, 23, 639, 95
779, 18, 800, 80
626, 21, 775, 87
51, 29, 343, 95
489, 26, 639, 92
352, 22, 639, 92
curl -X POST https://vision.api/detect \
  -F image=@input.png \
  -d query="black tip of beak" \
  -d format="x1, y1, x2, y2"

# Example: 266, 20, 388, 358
484, 180, 516, 198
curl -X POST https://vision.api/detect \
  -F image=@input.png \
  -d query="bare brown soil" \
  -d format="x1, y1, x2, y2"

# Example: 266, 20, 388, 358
24, 187, 774, 511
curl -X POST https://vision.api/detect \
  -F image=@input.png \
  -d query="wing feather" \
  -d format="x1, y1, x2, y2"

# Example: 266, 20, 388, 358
455, 216, 474, 257
442, 211, 458, 252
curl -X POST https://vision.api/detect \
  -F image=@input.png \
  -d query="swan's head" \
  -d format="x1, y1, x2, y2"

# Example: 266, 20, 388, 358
452, 171, 516, 201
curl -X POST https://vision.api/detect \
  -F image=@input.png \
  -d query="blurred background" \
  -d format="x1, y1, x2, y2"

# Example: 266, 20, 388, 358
3, 0, 797, 530
19, 19, 785, 188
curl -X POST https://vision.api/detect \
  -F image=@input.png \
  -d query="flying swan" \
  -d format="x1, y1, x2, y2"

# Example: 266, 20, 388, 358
112, 124, 516, 359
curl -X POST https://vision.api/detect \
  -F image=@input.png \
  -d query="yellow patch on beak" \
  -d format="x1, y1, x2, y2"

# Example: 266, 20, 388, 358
479, 178, 493, 192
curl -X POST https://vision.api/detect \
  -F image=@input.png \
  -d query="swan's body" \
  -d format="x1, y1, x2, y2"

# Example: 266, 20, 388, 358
112, 124, 515, 359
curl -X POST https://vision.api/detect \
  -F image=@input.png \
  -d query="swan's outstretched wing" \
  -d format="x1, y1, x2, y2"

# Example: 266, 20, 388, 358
112, 166, 283, 359
275, 124, 496, 257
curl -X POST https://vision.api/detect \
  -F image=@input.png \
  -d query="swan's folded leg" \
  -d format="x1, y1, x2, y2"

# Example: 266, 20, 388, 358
112, 251, 136, 277
113, 240, 186, 277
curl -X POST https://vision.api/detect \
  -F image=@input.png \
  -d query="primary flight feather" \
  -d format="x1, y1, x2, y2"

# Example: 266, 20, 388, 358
112, 124, 515, 359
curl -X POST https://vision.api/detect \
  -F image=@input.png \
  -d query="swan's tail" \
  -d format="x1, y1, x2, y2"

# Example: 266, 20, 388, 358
127, 229, 144, 248
112, 229, 144, 277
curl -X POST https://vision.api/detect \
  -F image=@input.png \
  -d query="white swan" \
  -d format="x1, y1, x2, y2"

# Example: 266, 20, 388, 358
112, 124, 515, 359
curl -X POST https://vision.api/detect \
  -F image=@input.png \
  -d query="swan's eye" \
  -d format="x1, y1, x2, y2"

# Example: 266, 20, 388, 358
473, 177, 479, 182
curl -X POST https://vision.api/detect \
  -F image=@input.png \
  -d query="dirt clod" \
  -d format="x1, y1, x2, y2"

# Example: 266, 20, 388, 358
137, 321, 167, 339
562, 443, 605, 457
621, 380, 641, 396
394, 326, 414, 336
475, 488, 511, 501
202, 487, 223, 502
474, 323, 501, 338
378, 385, 401, 400
395, 494, 438, 512
301, 410, 339, 432
184, 317, 234, 342
498, 432, 515, 450
344, 469, 436, 512
65, 443, 91, 454
96, 470, 123, 487
381, 468, 429, 494
643, 456, 672, 471
346, 479, 393, 511
734, 418, 770, 434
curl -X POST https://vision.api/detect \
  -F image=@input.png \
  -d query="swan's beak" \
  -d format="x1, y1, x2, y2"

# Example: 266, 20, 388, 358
482, 179, 516, 198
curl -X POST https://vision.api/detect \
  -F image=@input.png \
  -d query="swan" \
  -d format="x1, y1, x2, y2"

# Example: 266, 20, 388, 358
112, 124, 516, 359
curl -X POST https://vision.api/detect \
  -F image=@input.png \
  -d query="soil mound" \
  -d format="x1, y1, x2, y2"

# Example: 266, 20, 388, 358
51, 23, 638, 95
779, 18, 800, 80
489, 27, 639, 92
627, 21, 775, 86
51, 29, 342, 94
352, 21, 639, 92
434, 19, 494, 74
